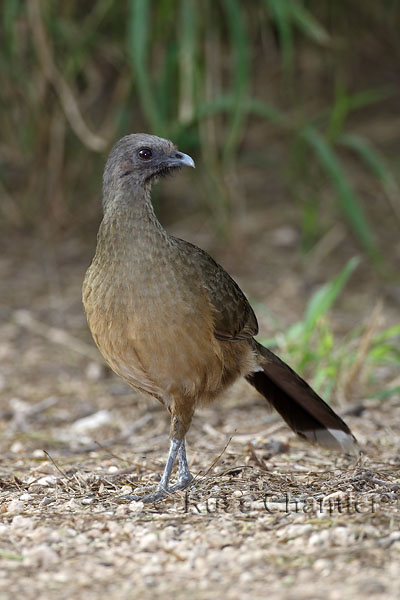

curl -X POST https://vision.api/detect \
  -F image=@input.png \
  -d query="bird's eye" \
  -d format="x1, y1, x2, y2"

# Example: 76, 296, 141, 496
138, 147, 152, 160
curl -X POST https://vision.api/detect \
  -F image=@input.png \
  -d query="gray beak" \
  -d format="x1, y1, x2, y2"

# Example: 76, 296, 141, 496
175, 151, 195, 168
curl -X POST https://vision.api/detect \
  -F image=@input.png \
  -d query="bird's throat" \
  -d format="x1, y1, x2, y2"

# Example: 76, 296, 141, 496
96, 188, 171, 272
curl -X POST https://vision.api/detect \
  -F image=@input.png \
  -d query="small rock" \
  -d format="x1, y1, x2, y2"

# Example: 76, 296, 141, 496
10, 441, 25, 454
278, 524, 312, 539
139, 533, 159, 552
19, 493, 32, 501
75, 534, 89, 545
239, 571, 253, 584
313, 558, 331, 573
85, 362, 106, 381
40, 497, 56, 508
6, 499, 25, 515
358, 579, 387, 594
11, 515, 34, 530
129, 500, 144, 513
309, 529, 329, 547
71, 410, 111, 433
24, 544, 58, 568
81, 498, 94, 505
32, 449, 45, 458
61, 499, 80, 511
115, 505, 129, 516
36, 475, 58, 487
141, 563, 163, 576
330, 526, 356, 546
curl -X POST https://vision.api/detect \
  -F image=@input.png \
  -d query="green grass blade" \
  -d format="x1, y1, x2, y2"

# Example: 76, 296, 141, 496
170, 95, 290, 138
290, 2, 329, 45
156, 43, 179, 125
347, 86, 396, 112
245, 98, 290, 128
127, 0, 164, 134
303, 256, 360, 336
265, 0, 293, 76
339, 132, 400, 221
0, 551, 23, 561
221, 0, 250, 162
3, 0, 21, 56
327, 79, 350, 141
369, 386, 400, 400
177, 0, 197, 125
372, 323, 400, 343
301, 125, 378, 256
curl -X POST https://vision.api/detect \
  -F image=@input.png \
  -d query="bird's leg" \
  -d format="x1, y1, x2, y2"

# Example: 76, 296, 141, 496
125, 438, 183, 503
168, 439, 194, 492
158, 437, 182, 491
124, 408, 195, 503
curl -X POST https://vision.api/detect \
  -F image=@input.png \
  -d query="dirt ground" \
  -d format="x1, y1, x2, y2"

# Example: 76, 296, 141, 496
0, 209, 399, 600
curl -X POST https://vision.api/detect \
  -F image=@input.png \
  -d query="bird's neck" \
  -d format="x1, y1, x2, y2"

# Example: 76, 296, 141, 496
96, 186, 170, 265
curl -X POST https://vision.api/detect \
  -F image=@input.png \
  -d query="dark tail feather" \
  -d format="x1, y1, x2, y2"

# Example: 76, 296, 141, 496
246, 341, 358, 454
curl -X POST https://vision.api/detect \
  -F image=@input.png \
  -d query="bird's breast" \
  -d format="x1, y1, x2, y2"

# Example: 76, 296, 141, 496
83, 251, 225, 400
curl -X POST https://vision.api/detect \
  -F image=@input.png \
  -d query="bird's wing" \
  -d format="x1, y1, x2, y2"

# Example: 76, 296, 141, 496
173, 238, 258, 341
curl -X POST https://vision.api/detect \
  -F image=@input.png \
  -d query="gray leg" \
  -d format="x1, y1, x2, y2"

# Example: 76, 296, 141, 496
124, 438, 193, 503
158, 438, 181, 490
169, 439, 194, 492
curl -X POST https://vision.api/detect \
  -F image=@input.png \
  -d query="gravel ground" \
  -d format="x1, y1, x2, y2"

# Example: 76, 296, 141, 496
0, 240, 399, 600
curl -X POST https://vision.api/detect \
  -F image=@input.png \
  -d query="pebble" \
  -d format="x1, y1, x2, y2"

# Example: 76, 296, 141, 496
61, 499, 80, 511
313, 558, 331, 573
10, 441, 25, 454
309, 526, 355, 547
24, 544, 58, 568
129, 500, 144, 513
6, 499, 25, 514
19, 493, 32, 501
358, 579, 387, 594
32, 449, 45, 458
81, 498, 94, 505
139, 533, 159, 552
71, 409, 111, 433
11, 515, 34, 531
85, 362, 106, 381
115, 505, 129, 516
36, 475, 58, 487
278, 524, 312, 539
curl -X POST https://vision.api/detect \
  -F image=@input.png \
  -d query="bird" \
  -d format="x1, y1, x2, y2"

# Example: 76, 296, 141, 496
82, 133, 358, 503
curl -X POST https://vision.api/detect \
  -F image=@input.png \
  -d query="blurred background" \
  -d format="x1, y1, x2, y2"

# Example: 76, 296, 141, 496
1, 0, 399, 408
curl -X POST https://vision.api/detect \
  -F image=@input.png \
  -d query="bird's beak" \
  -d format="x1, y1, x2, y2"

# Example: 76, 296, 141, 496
172, 151, 195, 169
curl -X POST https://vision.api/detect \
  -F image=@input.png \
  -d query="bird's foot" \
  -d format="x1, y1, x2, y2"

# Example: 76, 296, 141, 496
168, 471, 194, 493
124, 472, 194, 503
124, 485, 169, 504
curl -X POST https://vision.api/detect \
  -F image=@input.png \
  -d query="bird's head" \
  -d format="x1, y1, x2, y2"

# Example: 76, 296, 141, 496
102, 133, 195, 210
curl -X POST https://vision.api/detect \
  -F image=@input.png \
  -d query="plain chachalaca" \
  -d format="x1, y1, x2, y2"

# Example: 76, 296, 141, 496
82, 134, 358, 502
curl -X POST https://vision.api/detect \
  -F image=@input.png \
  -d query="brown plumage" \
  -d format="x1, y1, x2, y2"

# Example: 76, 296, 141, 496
82, 133, 358, 502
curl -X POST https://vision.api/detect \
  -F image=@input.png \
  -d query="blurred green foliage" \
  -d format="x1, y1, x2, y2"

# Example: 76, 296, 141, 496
1, 0, 399, 255
260, 257, 400, 402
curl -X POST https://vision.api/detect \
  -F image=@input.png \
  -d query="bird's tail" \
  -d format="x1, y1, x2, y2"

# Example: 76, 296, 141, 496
246, 341, 358, 454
